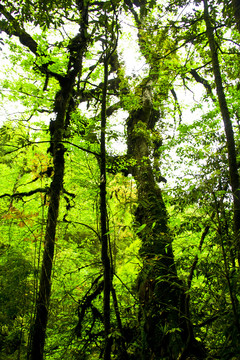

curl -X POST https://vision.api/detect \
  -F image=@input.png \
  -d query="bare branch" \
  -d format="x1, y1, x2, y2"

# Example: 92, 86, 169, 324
0, 187, 49, 199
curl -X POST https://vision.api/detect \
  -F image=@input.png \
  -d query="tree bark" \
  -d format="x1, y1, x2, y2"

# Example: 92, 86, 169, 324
28, 77, 77, 360
100, 55, 112, 360
119, 2, 206, 358
232, 0, 240, 33
203, 0, 240, 265
28, 3, 89, 359
28, 138, 65, 360
126, 79, 205, 359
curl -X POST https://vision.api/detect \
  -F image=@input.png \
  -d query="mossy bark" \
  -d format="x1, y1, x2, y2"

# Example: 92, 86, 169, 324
126, 80, 205, 359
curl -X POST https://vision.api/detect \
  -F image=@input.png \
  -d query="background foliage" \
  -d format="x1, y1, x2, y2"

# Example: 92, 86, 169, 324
0, 0, 240, 359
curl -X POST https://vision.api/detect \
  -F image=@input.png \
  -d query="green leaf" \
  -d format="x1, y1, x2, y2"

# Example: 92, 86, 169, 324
136, 223, 147, 234
152, 221, 156, 229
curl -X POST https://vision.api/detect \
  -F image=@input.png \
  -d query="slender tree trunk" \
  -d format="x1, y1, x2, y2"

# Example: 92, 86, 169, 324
28, 75, 75, 360
203, 0, 240, 265
100, 55, 112, 360
28, 3, 89, 359
28, 130, 65, 360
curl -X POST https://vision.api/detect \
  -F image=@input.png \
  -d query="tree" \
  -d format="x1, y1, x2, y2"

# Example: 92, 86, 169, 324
111, 2, 206, 358
202, 0, 240, 268
1, 0, 240, 359
0, 1, 97, 359
158, 0, 240, 356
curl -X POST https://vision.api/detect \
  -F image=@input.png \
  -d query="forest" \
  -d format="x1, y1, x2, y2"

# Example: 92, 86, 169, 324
0, 0, 240, 359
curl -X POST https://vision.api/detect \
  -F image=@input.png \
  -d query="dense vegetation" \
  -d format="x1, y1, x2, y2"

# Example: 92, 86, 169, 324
0, 0, 240, 359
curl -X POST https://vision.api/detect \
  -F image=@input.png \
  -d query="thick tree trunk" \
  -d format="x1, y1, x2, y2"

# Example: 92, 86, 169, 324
119, 2, 206, 357
118, 3, 206, 358
126, 80, 205, 359
203, 0, 240, 266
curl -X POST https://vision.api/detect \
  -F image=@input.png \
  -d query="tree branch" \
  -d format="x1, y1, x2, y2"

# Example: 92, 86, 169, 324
190, 68, 215, 100
0, 5, 65, 84
0, 5, 38, 54
0, 187, 49, 199
63, 219, 101, 242
63, 141, 100, 157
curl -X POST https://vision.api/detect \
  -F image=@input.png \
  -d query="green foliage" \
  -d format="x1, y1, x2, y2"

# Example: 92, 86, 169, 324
1, 0, 240, 358
0, 250, 32, 321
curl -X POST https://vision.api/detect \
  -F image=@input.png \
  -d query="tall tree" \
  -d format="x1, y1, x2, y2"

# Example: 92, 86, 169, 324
3, 0, 240, 358
118, 2, 206, 358
203, 0, 240, 270
28, 2, 90, 359
99, 12, 119, 358
0, 1, 90, 358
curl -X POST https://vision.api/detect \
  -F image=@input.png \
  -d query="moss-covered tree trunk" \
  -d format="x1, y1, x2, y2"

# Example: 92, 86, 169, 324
126, 79, 205, 359
119, 1, 205, 358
